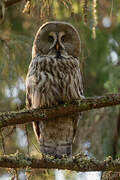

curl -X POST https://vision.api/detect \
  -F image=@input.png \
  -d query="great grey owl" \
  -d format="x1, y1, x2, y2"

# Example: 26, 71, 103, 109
26, 21, 84, 157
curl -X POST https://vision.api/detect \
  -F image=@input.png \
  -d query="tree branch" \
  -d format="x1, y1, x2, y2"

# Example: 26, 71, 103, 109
0, 93, 120, 128
0, 152, 120, 172
5, 0, 24, 8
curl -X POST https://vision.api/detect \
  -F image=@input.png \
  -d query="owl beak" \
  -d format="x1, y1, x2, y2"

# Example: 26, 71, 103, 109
56, 43, 59, 51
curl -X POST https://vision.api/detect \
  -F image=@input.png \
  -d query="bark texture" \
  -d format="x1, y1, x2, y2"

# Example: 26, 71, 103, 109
0, 152, 120, 172
0, 93, 120, 128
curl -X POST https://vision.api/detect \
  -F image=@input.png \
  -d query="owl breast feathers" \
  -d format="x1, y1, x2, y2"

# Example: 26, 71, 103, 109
26, 21, 84, 157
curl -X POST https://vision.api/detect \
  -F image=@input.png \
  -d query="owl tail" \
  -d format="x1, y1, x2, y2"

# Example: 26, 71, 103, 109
34, 116, 74, 158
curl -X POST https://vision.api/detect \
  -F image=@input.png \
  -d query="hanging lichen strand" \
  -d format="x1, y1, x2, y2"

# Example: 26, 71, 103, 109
92, 0, 98, 39
82, 0, 88, 25
22, 0, 98, 38
60, 0, 72, 9
23, 0, 31, 14
39, 0, 50, 21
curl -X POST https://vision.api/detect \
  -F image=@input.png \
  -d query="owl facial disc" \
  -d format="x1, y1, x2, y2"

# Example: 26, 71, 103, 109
32, 21, 80, 58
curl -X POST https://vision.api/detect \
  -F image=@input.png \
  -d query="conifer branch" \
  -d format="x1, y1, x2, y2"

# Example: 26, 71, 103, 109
0, 93, 120, 128
0, 152, 120, 172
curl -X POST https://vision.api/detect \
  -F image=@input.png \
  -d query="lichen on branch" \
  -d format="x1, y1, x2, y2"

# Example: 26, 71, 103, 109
0, 93, 120, 128
0, 152, 120, 172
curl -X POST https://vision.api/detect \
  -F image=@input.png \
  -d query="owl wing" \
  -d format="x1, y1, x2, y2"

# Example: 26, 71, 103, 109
71, 61, 84, 143
26, 56, 41, 140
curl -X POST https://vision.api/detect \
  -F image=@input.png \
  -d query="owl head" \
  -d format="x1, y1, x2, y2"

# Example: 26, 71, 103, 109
32, 21, 81, 59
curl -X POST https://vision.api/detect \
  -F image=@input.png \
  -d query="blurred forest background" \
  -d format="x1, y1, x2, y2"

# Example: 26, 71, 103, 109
0, 0, 120, 179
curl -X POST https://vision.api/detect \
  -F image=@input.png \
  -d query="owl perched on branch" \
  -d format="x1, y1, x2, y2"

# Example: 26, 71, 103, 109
26, 22, 84, 157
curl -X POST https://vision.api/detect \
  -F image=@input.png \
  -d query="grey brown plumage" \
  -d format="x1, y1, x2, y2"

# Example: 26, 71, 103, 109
26, 22, 84, 157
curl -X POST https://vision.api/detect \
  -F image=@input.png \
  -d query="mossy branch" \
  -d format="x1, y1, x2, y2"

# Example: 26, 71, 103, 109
0, 152, 120, 172
0, 93, 120, 128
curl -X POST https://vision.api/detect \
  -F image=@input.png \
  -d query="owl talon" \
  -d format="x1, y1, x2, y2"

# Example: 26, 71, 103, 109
80, 95, 85, 99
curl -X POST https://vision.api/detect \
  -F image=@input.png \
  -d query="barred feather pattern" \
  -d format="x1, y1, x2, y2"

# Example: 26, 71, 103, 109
26, 54, 84, 157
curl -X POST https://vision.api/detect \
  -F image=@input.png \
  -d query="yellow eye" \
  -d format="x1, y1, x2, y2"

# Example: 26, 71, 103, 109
48, 35, 54, 43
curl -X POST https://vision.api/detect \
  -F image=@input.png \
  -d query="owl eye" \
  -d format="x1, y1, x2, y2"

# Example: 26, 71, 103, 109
48, 35, 54, 43
61, 35, 65, 43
